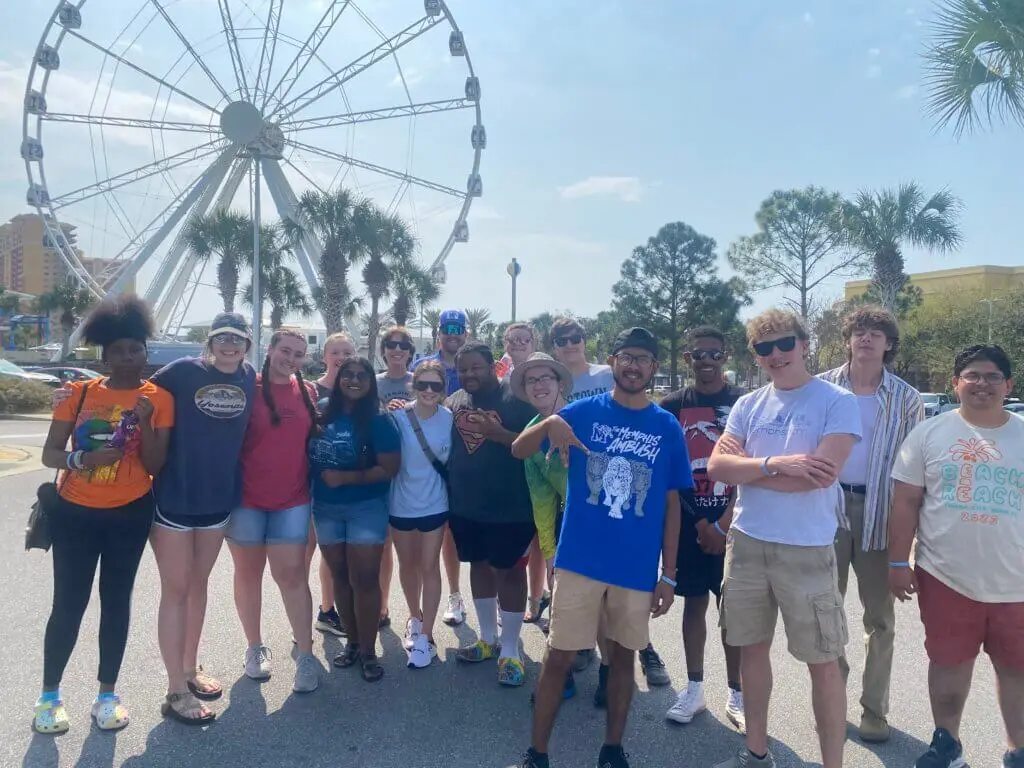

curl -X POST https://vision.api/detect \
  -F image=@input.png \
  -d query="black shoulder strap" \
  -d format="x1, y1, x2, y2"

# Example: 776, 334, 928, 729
55, 381, 91, 486
405, 403, 442, 465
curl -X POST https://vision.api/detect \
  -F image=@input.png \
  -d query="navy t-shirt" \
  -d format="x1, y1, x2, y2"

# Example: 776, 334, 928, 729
309, 412, 401, 504
150, 357, 257, 517
553, 393, 694, 592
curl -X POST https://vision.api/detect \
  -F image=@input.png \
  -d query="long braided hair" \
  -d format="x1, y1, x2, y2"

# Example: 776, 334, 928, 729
261, 329, 318, 437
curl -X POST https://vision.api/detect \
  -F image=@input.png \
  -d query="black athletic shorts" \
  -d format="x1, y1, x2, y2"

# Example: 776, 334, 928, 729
448, 515, 536, 570
389, 512, 448, 533
675, 514, 725, 599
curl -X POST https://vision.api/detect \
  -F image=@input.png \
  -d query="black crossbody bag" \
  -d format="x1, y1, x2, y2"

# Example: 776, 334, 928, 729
404, 404, 448, 488
25, 383, 90, 552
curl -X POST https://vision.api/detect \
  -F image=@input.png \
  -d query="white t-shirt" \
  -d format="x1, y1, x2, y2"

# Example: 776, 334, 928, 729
724, 377, 862, 546
839, 394, 880, 485
567, 363, 614, 403
891, 411, 1024, 603
389, 405, 453, 519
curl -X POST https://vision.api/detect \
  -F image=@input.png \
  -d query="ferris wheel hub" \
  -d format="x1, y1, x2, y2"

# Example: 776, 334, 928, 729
220, 100, 264, 144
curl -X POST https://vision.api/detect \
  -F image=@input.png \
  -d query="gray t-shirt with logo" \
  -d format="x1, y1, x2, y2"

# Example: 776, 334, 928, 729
377, 372, 413, 405
567, 363, 615, 403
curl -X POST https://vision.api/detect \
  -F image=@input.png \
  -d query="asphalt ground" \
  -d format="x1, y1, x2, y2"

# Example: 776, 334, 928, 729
0, 421, 1006, 768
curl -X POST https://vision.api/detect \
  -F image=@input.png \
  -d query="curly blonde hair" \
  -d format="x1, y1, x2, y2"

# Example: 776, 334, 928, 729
745, 308, 809, 349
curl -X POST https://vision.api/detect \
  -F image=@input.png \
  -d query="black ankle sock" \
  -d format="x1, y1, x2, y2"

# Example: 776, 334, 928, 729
688, 671, 704, 683
728, 680, 742, 692
749, 750, 768, 761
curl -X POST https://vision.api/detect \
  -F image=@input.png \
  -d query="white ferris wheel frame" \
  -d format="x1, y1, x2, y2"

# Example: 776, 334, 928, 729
21, 0, 485, 349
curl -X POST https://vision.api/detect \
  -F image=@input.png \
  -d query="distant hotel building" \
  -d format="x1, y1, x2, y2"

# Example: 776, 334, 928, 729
845, 265, 1024, 301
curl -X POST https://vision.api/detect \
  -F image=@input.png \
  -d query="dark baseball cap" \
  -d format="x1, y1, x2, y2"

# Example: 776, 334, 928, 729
611, 327, 659, 358
209, 312, 251, 340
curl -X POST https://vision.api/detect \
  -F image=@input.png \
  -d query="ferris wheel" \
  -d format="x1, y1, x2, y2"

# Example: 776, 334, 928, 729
21, 0, 484, 344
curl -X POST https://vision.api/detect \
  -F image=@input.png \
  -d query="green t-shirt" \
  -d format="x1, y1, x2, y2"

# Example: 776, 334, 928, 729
523, 414, 569, 559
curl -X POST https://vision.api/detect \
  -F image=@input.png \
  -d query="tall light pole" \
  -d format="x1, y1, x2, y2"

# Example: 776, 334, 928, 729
507, 258, 521, 321
250, 153, 262, 364
979, 297, 1003, 344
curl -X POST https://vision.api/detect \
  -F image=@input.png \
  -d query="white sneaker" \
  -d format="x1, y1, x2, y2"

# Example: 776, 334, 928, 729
243, 644, 272, 680
443, 593, 465, 625
404, 617, 423, 650
726, 689, 746, 733
407, 634, 437, 669
666, 680, 706, 724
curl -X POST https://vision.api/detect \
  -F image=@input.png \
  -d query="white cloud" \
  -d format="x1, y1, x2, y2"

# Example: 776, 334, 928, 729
896, 84, 918, 99
866, 64, 883, 79
559, 176, 643, 203
802, 12, 814, 25
868, 48, 881, 58
390, 67, 425, 89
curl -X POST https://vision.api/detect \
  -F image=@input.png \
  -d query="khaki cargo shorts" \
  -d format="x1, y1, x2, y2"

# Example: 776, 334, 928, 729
548, 569, 651, 652
720, 528, 848, 664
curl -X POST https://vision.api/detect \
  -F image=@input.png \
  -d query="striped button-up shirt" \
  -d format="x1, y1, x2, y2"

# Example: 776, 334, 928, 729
818, 364, 924, 550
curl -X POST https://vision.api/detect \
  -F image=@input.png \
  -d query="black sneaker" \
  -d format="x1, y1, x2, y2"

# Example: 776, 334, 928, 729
915, 728, 965, 768
639, 644, 670, 686
315, 607, 345, 637
520, 748, 550, 768
1005, 748, 1024, 768
593, 663, 609, 709
597, 744, 630, 768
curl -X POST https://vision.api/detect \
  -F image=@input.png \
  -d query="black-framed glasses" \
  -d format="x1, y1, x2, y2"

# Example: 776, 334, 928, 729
413, 380, 445, 393
385, 340, 413, 351
614, 352, 655, 367
553, 334, 584, 347
690, 349, 725, 362
752, 336, 797, 357
441, 324, 465, 336
339, 369, 370, 383
525, 373, 557, 387
211, 333, 246, 346
959, 371, 1006, 384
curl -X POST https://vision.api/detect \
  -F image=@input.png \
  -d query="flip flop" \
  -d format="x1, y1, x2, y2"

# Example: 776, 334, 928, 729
186, 667, 223, 701
161, 692, 215, 726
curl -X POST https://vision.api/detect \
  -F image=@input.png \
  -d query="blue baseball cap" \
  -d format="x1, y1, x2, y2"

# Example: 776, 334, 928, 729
439, 309, 467, 331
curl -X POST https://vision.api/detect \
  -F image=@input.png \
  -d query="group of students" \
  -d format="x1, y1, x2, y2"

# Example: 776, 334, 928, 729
27, 295, 1024, 768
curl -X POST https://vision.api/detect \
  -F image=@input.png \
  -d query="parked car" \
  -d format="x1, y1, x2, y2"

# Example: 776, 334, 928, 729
23, 366, 103, 384
0, 359, 61, 387
1004, 402, 1024, 417
920, 392, 956, 418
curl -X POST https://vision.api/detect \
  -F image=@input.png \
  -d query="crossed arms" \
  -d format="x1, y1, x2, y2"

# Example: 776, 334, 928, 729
707, 432, 857, 492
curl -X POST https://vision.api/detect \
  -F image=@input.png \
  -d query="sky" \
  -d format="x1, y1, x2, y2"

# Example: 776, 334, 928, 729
0, 0, 1019, 334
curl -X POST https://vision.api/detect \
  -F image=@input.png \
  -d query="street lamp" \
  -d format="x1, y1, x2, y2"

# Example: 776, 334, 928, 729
979, 298, 1003, 344
507, 258, 521, 321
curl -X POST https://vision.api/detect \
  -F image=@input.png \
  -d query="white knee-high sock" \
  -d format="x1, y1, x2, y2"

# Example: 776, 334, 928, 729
499, 610, 525, 659
474, 597, 498, 643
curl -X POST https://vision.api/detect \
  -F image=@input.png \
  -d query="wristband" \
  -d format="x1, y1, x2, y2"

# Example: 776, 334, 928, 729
713, 521, 727, 536
659, 574, 677, 588
888, 561, 910, 568
72, 450, 85, 470
761, 456, 778, 477
65, 452, 75, 470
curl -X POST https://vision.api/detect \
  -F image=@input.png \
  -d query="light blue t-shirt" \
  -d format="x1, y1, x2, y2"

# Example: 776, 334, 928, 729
309, 412, 401, 504
553, 392, 694, 592
724, 377, 862, 547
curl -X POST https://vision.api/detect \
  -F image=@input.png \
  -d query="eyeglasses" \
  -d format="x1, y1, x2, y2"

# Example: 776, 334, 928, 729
959, 371, 1006, 384
553, 334, 584, 347
339, 369, 369, 383
525, 373, 557, 387
614, 352, 655, 367
413, 380, 445, 393
752, 336, 797, 357
384, 340, 413, 351
211, 333, 246, 346
441, 324, 465, 336
506, 335, 533, 346
690, 349, 725, 362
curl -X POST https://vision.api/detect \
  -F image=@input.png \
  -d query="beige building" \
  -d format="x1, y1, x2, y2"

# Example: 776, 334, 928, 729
845, 265, 1024, 301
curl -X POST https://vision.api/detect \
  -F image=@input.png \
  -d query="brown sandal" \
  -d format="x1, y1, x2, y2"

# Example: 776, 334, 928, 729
333, 643, 360, 668
360, 654, 384, 683
186, 666, 222, 701
161, 692, 215, 726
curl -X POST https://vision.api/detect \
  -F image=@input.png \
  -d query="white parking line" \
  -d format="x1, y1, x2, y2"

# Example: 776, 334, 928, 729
0, 433, 49, 439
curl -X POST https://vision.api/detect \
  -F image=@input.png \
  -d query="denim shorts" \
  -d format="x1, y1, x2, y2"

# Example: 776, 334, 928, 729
227, 504, 311, 546
313, 496, 389, 546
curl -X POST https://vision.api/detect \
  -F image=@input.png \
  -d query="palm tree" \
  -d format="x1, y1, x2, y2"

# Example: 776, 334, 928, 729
358, 204, 417, 361
391, 261, 441, 327
0, 288, 21, 316
36, 279, 96, 360
186, 210, 251, 312
242, 223, 314, 330
923, 0, 1024, 137
464, 308, 491, 339
844, 183, 964, 312
283, 188, 368, 334
423, 308, 441, 350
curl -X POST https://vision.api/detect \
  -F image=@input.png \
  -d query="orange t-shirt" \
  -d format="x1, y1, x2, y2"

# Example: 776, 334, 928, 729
53, 379, 175, 509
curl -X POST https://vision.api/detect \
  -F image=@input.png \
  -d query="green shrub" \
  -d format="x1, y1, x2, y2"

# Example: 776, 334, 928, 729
0, 377, 54, 413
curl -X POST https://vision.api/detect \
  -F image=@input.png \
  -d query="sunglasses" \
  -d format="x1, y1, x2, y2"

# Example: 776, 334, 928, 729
211, 333, 246, 346
384, 340, 413, 351
506, 335, 533, 346
413, 380, 445, 393
441, 324, 465, 336
339, 369, 370, 383
690, 349, 725, 362
553, 334, 584, 347
752, 336, 797, 357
